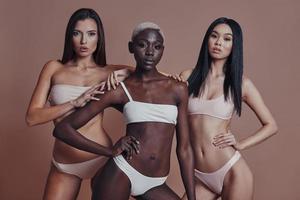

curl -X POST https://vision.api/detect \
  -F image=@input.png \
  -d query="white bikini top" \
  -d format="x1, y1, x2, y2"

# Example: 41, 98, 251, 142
188, 94, 234, 120
49, 84, 91, 105
120, 82, 178, 125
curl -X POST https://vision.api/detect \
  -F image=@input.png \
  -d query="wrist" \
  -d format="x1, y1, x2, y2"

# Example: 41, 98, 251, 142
69, 99, 78, 108
234, 142, 244, 151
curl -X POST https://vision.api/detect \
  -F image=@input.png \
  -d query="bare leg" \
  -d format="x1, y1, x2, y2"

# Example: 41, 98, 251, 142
43, 164, 82, 200
92, 159, 131, 200
221, 158, 254, 200
182, 177, 218, 200
136, 183, 180, 200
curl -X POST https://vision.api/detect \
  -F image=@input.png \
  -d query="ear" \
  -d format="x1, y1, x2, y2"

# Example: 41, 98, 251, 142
128, 41, 134, 54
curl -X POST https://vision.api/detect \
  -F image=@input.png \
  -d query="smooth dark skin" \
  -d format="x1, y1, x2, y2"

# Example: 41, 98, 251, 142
53, 28, 195, 200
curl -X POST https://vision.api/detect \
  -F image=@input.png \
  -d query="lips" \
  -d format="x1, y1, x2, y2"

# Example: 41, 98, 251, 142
212, 47, 222, 53
143, 59, 154, 64
79, 46, 89, 52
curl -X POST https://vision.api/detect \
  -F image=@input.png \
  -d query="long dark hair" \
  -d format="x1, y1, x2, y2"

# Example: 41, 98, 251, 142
188, 17, 243, 116
61, 8, 106, 66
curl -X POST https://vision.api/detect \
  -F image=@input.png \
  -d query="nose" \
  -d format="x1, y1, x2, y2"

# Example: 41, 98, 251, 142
215, 37, 222, 46
80, 34, 87, 44
145, 45, 154, 56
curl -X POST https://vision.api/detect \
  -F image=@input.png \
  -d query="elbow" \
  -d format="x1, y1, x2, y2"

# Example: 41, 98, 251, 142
270, 121, 279, 136
53, 123, 65, 140
25, 114, 38, 127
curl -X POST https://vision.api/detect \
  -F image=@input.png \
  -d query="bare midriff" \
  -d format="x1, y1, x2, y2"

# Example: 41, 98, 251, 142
189, 114, 236, 173
53, 112, 113, 163
125, 122, 176, 178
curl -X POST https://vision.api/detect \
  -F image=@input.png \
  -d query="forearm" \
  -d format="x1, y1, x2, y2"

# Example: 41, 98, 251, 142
53, 123, 113, 157
26, 101, 74, 126
236, 122, 278, 150
177, 145, 195, 200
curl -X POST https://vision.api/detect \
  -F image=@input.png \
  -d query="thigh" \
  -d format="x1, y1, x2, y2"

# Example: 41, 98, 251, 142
92, 159, 131, 200
222, 158, 254, 200
136, 183, 180, 200
43, 164, 82, 200
182, 177, 218, 200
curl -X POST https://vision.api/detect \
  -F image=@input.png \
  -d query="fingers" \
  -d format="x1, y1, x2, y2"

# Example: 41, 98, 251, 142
110, 72, 118, 90
106, 75, 111, 91
90, 96, 100, 101
113, 71, 119, 86
128, 136, 140, 155
118, 136, 140, 160
212, 132, 236, 149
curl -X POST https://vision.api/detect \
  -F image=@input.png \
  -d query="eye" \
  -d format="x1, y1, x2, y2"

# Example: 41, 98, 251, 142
137, 42, 146, 48
224, 37, 232, 41
73, 31, 80, 37
88, 32, 97, 37
210, 33, 217, 38
154, 44, 162, 50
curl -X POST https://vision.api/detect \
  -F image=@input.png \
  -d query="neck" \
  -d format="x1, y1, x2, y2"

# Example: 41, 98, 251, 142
210, 59, 227, 78
133, 65, 160, 81
73, 55, 96, 69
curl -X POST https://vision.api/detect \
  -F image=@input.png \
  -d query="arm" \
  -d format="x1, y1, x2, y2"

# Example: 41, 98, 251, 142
236, 77, 278, 150
25, 61, 75, 126
214, 77, 278, 150
26, 61, 117, 126
53, 86, 139, 157
175, 83, 196, 200
53, 87, 119, 156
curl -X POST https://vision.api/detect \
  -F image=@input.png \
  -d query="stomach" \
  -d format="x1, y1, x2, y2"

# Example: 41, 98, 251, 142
188, 114, 236, 172
53, 113, 113, 163
124, 122, 175, 177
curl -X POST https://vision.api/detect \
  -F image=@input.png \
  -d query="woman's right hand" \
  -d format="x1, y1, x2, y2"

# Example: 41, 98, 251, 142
112, 136, 140, 160
106, 68, 131, 91
71, 82, 106, 108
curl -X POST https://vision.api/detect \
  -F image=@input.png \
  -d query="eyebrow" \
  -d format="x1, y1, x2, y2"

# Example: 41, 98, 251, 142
73, 29, 97, 32
212, 30, 233, 36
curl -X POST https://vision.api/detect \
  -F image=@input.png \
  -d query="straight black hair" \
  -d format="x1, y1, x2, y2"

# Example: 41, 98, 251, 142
61, 8, 106, 66
188, 17, 243, 116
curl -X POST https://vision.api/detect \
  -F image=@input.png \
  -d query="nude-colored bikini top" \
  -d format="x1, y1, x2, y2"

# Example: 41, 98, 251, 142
49, 84, 91, 105
120, 82, 178, 125
188, 94, 234, 120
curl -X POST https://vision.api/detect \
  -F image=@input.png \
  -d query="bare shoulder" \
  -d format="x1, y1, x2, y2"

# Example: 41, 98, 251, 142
179, 68, 193, 80
39, 60, 63, 78
242, 76, 255, 90
168, 78, 188, 101
242, 75, 259, 98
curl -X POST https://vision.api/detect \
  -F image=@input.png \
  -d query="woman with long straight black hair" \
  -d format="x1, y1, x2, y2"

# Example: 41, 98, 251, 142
179, 17, 278, 199
26, 8, 131, 199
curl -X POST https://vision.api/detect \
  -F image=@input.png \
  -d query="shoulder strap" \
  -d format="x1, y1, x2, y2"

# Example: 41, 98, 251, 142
119, 82, 133, 101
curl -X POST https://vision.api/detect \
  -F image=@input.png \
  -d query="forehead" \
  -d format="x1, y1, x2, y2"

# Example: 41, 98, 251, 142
134, 28, 164, 43
74, 18, 97, 30
213, 23, 232, 35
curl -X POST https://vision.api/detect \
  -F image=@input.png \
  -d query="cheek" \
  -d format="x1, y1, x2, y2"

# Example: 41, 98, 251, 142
225, 43, 233, 55
90, 36, 98, 47
72, 37, 80, 47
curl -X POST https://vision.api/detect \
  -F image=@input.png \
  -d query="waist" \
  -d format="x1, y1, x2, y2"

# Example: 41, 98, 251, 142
193, 145, 237, 172
124, 126, 174, 176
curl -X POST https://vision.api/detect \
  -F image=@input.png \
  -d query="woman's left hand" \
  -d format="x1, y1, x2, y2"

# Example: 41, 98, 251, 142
212, 132, 240, 150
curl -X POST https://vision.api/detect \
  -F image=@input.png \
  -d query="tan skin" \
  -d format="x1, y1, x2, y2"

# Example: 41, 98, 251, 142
53, 29, 195, 200
177, 24, 278, 200
26, 18, 132, 200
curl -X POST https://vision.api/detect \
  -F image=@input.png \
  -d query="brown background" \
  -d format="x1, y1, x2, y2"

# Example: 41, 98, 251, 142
1, 0, 299, 199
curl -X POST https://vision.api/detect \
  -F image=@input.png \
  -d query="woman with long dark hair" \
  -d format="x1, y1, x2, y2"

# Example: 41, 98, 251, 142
53, 22, 196, 200
179, 17, 278, 199
26, 8, 131, 199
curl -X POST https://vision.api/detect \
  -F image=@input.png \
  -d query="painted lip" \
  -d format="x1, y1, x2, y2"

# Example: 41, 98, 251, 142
212, 47, 222, 53
143, 58, 155, 64
79, 46, 89, 52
